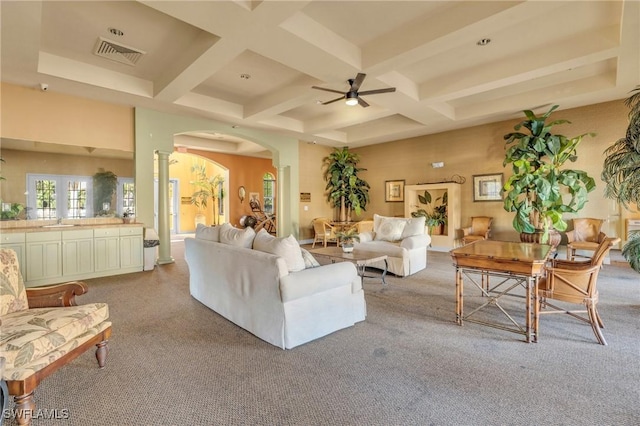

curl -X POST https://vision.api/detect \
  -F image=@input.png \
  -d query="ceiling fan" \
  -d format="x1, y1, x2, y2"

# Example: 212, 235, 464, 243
312, 73, 396, 108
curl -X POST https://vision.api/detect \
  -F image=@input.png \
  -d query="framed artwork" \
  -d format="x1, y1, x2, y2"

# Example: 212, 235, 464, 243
385, 180, 405, 202
473, 173, 503, 202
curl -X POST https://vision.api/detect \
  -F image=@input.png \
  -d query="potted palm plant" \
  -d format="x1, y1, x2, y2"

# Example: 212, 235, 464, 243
602, 86, 640, 272
190, 164, 225, 226
502, 105, 596, 246
322, 147, 370, 222
335, 227, 360, 253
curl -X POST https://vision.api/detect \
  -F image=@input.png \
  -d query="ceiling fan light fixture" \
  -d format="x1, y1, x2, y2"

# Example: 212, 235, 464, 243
345, 92, 358, 106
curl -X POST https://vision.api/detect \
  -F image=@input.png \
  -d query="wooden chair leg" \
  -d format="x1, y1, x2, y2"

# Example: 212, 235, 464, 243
587, 305, 607, 345
1, 379, 9, 425
595, 308, 605, 328
13, 392, 35, 425
96, 340, 109, 368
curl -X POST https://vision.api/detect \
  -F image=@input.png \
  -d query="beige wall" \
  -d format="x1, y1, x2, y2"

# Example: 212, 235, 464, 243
297, 142, 337, 240
347, 101, 637, 243
1, 83, 133, 151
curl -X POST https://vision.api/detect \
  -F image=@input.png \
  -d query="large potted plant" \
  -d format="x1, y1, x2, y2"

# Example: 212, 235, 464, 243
93, 169, 118, 216
602, 86, 640, 272
322, 147, 370, 222
190, 164, 225, 226
502, 105, 596, 245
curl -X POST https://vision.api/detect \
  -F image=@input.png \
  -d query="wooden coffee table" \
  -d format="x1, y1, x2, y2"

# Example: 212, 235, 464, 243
309, 246, 388, 285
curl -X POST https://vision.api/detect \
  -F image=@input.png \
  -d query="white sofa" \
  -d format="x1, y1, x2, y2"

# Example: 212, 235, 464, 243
355, 214, 431, 277
184, 224, 366, 349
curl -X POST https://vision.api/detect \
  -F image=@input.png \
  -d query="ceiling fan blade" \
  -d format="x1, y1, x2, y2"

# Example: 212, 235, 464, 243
358, 97, 369, 108
323, 96, 345, 105
350, 73, 366, 92
358, 87, 396, 96
312, 86, 346, 95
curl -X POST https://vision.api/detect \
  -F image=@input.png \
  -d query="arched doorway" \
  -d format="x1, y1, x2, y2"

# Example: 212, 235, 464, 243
166, 151, 229, 232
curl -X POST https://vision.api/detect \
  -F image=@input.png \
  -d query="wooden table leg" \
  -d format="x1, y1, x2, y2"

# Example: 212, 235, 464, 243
525, 276, 532, 342
533, 276, 539, 343
456, 268, 463, 325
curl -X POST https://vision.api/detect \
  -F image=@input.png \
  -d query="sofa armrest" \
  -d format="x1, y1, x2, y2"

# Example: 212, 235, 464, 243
400, 234, 431, 250
280, 262, 358, 303
358, 231, 375, 243
25, 281, 88, 308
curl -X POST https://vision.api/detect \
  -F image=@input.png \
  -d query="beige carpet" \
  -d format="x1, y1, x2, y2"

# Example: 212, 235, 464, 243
5, 242, 639, 425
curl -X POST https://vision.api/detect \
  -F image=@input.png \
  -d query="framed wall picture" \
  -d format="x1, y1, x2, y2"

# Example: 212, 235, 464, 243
385, 179, 405, 202
473, 173, 503, 202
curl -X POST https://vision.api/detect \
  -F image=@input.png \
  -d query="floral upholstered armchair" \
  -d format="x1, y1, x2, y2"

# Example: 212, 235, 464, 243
0, 249, 112, 425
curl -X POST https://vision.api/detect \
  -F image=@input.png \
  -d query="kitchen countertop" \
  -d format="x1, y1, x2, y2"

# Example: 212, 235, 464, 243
0, 222, 142, 234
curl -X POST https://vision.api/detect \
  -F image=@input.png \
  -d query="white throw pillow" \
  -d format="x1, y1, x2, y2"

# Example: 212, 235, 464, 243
195, 223, 220, 242
300, 248, 321, 269
374, 216, 407, 242
401, 216, 426, 239
219, 223, 256, 248
253, 229, 306, 272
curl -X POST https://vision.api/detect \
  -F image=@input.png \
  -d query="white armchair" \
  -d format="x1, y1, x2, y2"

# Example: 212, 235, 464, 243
355, 214, 431, 277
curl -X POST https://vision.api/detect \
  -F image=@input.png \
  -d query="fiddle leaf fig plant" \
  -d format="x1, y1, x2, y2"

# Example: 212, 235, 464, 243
502, 105, 596, 242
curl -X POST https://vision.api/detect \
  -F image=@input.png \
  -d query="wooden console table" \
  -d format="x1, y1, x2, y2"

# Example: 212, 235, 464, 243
450, 240, 551, 342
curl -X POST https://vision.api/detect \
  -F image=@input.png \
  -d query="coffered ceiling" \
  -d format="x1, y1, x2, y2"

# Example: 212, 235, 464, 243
1, 1, 638, 152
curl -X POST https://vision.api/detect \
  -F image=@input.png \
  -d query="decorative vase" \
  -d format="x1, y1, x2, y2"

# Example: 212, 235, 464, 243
195, 213, 207, 227
520, 229, 561, 250
342, 244, 354, 253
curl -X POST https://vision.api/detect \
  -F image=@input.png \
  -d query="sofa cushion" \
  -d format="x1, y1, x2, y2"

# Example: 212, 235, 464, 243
0, 302, 109, 370
1, 248, 28, 316
374, 215, 407, 242
401, 216, 426, 239
195, 223, 221, 242
219, 223, 256, 248
253, 229, 305, 272
3, 320, 112, 381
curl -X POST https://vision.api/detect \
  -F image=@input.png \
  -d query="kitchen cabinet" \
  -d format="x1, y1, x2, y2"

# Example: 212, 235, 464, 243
62, 229, 94, 278
1, 232, 26, 279
94, 228, 120, 273
26, 231, 62, 286
119, 226, 143, 270
4, 225, 144, 287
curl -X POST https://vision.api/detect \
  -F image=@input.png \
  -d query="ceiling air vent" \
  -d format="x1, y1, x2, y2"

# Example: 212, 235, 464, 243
93, 37, 146, 66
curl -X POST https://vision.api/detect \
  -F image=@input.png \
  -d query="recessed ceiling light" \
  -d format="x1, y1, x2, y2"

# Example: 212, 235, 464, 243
108, 27, 124, 37
476, 38, 491, 46
240, 74, 251, 80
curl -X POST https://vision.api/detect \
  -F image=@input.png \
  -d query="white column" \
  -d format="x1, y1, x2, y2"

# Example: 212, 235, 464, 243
156, 150, 174, 264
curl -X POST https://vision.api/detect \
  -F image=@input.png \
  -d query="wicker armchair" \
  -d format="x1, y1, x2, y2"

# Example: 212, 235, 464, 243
537, 236, 620, 345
